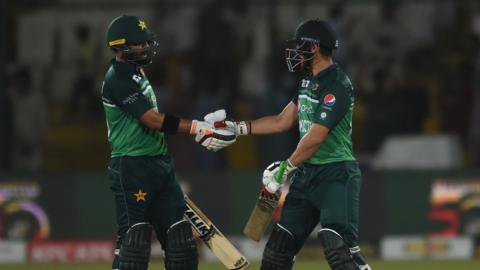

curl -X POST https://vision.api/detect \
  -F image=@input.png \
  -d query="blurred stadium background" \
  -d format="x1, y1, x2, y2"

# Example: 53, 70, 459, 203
1, 0, 480, 269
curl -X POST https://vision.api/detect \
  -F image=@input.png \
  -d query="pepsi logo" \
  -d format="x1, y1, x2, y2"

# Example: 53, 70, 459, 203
323, 94, 336, 106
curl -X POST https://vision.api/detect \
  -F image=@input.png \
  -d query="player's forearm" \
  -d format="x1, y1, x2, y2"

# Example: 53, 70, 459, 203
140, 109, 193, 134
149, 115, 192, 134
288, 133, 325, 166
250, 115, 293, 135
244, 101, 297, 135
140, 110, 165, 130
177, 119, 193, 134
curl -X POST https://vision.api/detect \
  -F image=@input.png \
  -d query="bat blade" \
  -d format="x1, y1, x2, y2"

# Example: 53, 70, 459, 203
184, 196, 250, 270
243, 191, 281, 241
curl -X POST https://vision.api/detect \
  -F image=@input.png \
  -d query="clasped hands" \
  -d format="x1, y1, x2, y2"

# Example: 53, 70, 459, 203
192, 110, 296, 194
190, 109, 237, 152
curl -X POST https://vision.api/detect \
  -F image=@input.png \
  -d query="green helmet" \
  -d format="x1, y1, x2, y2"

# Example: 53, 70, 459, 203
285, 19, 338, 72
106, 15, 157, 66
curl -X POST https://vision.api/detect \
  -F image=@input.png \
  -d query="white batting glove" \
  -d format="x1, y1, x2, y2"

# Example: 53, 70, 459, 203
215, 120, 249, 136
190, 120, 236, 152
204, 109, 226, 124
262, 160, 297, 194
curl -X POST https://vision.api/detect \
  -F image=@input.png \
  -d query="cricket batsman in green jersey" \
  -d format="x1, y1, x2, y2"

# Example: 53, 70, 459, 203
102, 15, 235, 270
219, 19, 371, 270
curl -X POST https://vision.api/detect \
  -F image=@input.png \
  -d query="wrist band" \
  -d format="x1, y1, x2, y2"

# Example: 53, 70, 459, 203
161, 114, 180, 134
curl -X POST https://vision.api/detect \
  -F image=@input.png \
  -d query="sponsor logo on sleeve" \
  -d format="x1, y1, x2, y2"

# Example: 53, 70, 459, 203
122, 92, 140, 105
320, 112, 327, 119
323, 94, 336, 106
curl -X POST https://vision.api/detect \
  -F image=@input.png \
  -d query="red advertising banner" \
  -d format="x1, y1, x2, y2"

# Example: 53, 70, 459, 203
29, 241, 114, 263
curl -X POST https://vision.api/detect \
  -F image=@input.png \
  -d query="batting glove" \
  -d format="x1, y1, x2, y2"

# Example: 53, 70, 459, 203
204, 109, 226, 124
215, 120, 249, 136
190, 120, 236, 152
262, 159, 297, 194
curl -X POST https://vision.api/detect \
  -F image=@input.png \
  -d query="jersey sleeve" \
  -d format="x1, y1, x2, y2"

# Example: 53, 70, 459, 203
107, 80, 152, 119
313, 83, 352, 129
291, 87, 299, 105
292, 94, 298, 105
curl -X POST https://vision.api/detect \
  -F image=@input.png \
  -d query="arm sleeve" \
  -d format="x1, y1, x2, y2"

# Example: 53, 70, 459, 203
313, 83, 352, 129
108, 81, 152, 119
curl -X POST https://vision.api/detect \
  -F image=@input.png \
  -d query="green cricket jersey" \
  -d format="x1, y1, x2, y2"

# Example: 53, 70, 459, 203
101, 59, 167, 157
294, 63, 355, 165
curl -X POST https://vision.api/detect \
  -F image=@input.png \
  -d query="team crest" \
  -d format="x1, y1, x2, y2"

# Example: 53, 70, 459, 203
323, 94, 336, 106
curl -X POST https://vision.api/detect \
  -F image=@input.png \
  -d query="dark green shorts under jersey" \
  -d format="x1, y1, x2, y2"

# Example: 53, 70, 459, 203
107, 155, 185, 248
280, 160, 361, 252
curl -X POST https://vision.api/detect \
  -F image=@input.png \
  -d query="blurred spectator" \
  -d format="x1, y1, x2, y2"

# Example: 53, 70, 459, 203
363, 68, 395, 152
469, 86, 480, 165
192, 0, 243, 104
468, 33, 480, 166
435, 0, 478, 142
0, 79, 14, 171
3, 1, 479, 169
351, 1, 412, 87
68, 24, 99, 120
190, 0, 251, 169
398, 53, 429, 134
328, 1, 348, 69
8, 67, 47, 172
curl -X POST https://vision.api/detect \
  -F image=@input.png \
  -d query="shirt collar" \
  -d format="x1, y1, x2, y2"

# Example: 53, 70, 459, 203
311, 63, 337, 80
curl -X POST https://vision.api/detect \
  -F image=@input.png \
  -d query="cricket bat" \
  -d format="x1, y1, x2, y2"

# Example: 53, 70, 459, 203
243, 190, 281, 241
184, 196, 250, 270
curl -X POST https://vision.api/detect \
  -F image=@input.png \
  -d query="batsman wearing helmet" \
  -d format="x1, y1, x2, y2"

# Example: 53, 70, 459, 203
220, 19, 371, 270
102, 15, 235, 270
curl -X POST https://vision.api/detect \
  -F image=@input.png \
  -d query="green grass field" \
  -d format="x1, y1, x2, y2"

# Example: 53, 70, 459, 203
2, 259, 479, 270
